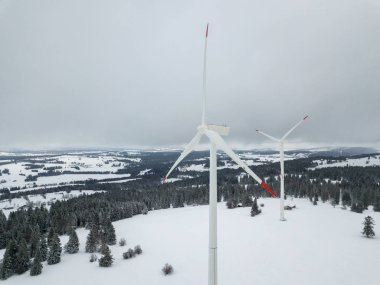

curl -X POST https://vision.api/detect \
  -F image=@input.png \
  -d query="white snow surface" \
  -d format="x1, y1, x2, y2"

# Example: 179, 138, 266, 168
312, 155, 380, 169
0, 154, 135, 190
3, 198, 380, 285
178, 152, 299, 173
138, 169, 151, 176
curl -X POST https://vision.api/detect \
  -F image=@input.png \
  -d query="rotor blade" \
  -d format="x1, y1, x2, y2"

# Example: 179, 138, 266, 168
201, 23, 209, 126
204, 130, 277, 197
256, 130, 280, 142
281, 115, 309, 140
164, 131, 204, 181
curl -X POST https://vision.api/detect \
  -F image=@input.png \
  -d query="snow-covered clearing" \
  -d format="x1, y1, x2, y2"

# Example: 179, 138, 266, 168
311, 155, 380, 169
4, 198, 380, 285
0, 190, 102, 217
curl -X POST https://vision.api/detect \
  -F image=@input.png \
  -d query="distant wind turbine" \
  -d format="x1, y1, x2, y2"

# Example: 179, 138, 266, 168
164, 24, 277, 285
256, 116, 308, 221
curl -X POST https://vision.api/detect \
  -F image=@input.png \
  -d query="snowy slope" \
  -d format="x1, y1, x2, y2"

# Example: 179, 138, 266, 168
311, 155, 380, 169
3, 199, 380, 285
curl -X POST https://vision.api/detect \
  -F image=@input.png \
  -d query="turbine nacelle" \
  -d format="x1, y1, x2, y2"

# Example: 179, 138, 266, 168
164, 125, 277, 197
204, 124, 229, 136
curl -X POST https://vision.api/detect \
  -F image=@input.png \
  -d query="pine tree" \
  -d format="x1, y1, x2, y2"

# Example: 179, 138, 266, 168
162, 263, 174, 275
65, 229, 79, 254
242, 193, 253, 207
226, 199, 237, 209
99, 242, 109, 255
102, 219, 116, 245
0, 239, 18, 280
14, 239, 30, 274
98, 244, 113, 267
362, 216, 375, 238
47, 233, 62, 265
29, 225, 41, 258
313, 194, 318, 205
0, 224, 7, 250
0, 211, 7, 249
134, 245, 142, 255
47, 228, 55, 247
250, 198, 262, 217
373, 196, 380, 212
30, 247, 43, 276
40, 236, 48, 262
85, 226, 98, 253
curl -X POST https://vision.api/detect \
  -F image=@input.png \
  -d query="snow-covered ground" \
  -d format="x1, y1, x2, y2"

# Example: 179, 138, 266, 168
0, 154, 134, 190
1, 150, 379, 193
312, 155, 380, 169
0, 190, 102, 217
178, 153, 299, 173
3, 198, 380, 285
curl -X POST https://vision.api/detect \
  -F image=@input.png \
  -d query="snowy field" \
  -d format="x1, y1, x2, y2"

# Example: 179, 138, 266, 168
312, 155, 380, 169
0, 151, 302, 190
2, 150, 378, 191
0, 190, 102, 217
178, 153, 300, 172
0, 153, 133, 190
3, 198, 380, 285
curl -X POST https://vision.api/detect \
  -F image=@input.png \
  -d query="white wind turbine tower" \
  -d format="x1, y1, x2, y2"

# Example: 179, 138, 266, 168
164, 24, 277, 285
256, 116, 308, 221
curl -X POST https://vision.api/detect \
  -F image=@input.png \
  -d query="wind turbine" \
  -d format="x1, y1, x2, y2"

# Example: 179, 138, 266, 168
164, 24, 277, 285
256, 115, 308, 221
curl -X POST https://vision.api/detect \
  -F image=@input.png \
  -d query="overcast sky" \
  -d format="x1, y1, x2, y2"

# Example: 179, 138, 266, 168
0, 0, 379, 150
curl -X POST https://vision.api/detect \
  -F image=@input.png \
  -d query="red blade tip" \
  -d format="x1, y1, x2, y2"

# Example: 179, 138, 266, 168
260, 181, 277, 197
205, 23, 209, 38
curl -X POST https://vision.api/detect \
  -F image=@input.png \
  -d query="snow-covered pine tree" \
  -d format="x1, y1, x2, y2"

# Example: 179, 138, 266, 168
89, 254, 98, 263
362, 216, 375, 238
102, 218, 116, 245
98, 244, 113, 267
134, 245, 142, 255
373, 196, 380, 212
99, 242, 109, 255
313, 194, 318, 205
226, 199, 237, 209
122, 248, 135, 259
0, 224, 6, 250
351, 202, 364, 213
40, 236, 48, 262
162, 263, 173, 275
250, 198, 262, 217
242, 193, 253, 207
65, 229, 79, 254
0, 211, 7, 249
85, 226, 98, 253
30, 247, 43, 276
47, 233, 62, 265
14, 239, 30, 274
0, 239, 18, 280
47, 227, 55, 247
119, 238, 126, 246
29, 225, 41, 258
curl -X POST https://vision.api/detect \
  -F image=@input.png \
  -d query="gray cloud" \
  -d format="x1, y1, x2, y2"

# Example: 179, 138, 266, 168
0, 0, 379, 150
